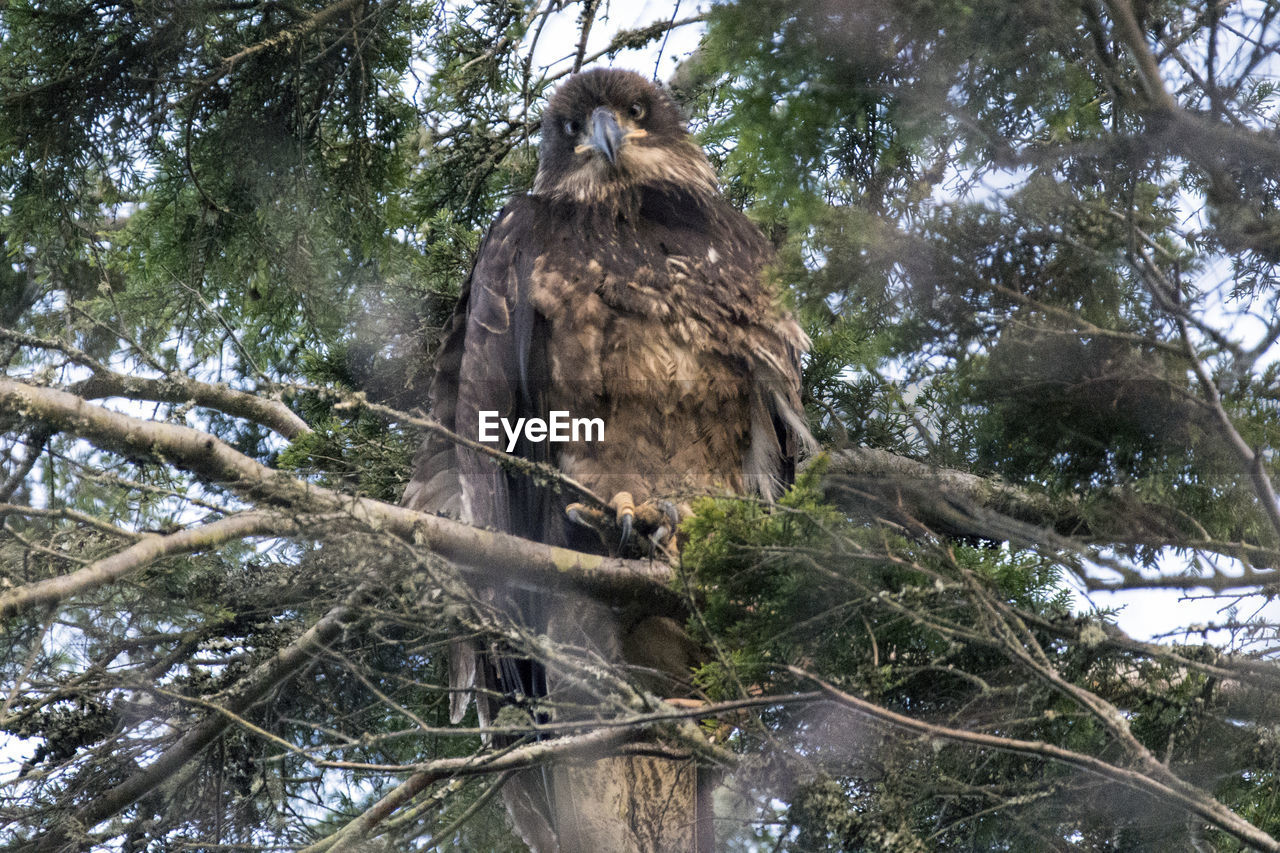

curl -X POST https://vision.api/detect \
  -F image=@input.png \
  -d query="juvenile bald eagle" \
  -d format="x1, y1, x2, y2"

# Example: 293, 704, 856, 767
402, 68, 812, 852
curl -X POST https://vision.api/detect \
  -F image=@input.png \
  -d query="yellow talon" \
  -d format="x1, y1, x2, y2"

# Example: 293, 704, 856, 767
609, 491, 635, 520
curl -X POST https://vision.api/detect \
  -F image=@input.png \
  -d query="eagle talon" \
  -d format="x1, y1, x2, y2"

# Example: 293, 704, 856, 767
566, 492, 686, 555
566, 502, 611, 536
648, 501, 682, 552
609, 491, 636, 544
633, 498, 687, 554
565, 494, 639, 547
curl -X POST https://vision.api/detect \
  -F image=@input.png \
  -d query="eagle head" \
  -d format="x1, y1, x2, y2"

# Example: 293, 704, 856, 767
533, 69, 718, 203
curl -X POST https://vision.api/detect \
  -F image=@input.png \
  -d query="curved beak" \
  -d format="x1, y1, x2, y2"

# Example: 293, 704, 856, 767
587, 107, 627, 165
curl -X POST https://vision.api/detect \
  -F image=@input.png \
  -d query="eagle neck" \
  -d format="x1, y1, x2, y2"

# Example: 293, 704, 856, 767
560, 181, 719, 229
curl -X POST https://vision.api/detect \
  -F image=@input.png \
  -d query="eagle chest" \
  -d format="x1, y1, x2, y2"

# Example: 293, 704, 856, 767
531, 234, 755, 496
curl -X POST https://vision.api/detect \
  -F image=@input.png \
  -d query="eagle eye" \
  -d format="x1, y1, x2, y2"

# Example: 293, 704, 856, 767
627, 102, 646, 121
562, 118, 580, 137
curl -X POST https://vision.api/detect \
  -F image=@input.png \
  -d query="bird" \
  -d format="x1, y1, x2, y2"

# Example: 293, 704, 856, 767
401, 68, 813, 853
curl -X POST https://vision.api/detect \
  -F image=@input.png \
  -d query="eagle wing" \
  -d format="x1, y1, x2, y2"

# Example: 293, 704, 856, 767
402, 196, 559, 725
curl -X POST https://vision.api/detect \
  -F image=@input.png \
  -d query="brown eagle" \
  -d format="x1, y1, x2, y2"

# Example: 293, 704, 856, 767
402, 68, 812, 852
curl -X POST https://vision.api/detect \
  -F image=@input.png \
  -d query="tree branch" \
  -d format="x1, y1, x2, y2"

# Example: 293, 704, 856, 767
1, 326, 311, 440
188, 0, 367, 96
35, 586, 370, 852
0, 378, 676, 611
791, 667, 1280, 852
1104, 0, 1179, 113
5, 375, 1275, 615
822, 447, 1280, 575
0, 510, 312, 618
302, 727, 639, 853
0, 425, 50, 502
326, 387, 610, 514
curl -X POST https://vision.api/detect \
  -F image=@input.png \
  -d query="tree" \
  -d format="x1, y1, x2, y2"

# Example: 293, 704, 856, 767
2, 0, 1280, 849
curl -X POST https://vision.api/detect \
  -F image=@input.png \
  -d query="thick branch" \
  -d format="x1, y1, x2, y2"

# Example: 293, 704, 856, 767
823, 447, 1280, 573
5, 376, 1275, 610
0, 378, 674, 612
823, 447, 1062, 534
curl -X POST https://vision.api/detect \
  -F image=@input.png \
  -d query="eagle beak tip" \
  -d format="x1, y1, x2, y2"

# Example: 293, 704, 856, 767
588, 107, 627, 166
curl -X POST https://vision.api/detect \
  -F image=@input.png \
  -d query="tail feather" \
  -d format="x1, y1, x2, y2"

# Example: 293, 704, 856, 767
448, 638, 477, 725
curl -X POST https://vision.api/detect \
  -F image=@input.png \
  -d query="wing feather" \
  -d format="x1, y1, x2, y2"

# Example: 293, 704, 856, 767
402, 197, 553, 722
441, 204, 568, 842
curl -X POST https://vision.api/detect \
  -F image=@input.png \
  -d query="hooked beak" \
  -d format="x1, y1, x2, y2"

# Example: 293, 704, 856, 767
586, 107, 627, 165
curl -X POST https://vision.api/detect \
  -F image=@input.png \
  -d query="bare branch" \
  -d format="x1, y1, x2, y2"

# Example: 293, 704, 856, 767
0, 510, 307, 618
0, 501, 140, 539
541, 13, 710, 84
33, 586, 370, 852
1, 326, 311, 440
3, 375, 1275, 607
325, 387, 610, 514
791, 667, 1280, 852
1174, 314, 1280, 543
301, 727, 639, 853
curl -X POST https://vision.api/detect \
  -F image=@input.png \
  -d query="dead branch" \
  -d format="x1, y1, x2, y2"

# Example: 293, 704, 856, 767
0, 510, 311, 618
301, 727, 640, 853
34, 585, 370, 852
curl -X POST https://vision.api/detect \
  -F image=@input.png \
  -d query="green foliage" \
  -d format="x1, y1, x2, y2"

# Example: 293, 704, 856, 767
4, 0, 1280, 849
695, 0, 1280, 554
682, 472, 1280, 848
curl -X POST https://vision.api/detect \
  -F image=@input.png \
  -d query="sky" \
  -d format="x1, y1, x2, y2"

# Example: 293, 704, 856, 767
526, 0, 707, 79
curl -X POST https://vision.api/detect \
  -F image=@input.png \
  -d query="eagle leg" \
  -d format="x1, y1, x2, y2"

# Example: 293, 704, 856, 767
565, 491, 636, 544
566, 493, 685, 556
611, 491, 636, 543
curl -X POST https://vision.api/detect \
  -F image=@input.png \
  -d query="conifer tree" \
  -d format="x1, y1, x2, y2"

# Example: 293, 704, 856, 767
3, 1, 1280, 849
